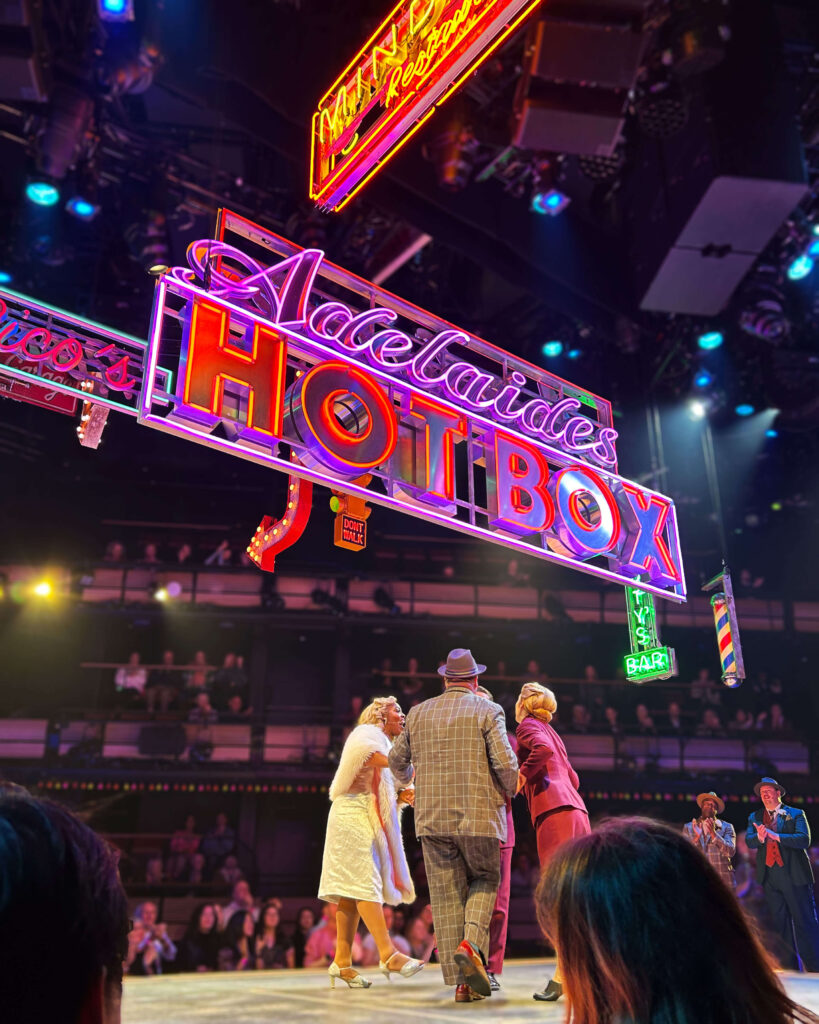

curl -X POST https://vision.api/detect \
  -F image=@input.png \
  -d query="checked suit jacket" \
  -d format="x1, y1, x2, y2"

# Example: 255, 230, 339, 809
389, 684, 519, 841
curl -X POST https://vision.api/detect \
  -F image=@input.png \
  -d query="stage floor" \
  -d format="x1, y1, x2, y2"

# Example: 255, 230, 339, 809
123, 960, 819, 1023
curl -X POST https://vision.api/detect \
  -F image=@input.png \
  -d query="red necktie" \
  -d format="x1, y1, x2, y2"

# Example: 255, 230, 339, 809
764, 810, 784, 868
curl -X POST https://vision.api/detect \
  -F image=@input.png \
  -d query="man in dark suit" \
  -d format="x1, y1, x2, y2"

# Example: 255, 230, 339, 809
746, 776, 819, 971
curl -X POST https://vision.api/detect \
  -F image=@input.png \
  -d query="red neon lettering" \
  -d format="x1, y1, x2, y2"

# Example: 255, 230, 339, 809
182, 298, 287, 438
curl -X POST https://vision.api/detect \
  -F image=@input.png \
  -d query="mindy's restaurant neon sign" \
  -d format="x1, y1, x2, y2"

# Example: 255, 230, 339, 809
139, 212, 686, 602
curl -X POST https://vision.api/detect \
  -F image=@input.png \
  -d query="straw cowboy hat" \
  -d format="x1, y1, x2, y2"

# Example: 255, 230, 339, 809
437, 649, 486, 679
754, 776, 786, 798
696, 791, 725, 814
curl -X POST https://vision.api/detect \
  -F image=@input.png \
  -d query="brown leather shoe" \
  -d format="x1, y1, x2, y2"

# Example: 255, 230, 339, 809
453, 941, 491, 997
455, 984, 485, 1002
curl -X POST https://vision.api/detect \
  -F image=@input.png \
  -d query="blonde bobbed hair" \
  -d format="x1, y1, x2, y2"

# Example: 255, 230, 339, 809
518, 682, 557, 723
358, 696, 400, 728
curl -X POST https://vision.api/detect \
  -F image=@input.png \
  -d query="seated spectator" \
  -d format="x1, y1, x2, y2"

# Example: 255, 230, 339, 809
104, 539, 126, 562
583, 664, 599, 682
728, 708, 755, 732
188, 852, 207, 886
188, 691, 218, 726
534, 817, 818, 1024
304, 902, 362, 967
141, 542, 161, 565
146, 649, 180, 713
186, 651, 210, 696
201, 812, 236, 871
634, 703, 657, 736
176, 542, 193, 564
167, 815, 200, 880
360, 905, 410, 966
224, 693, 252, 720
210, 652, 249, 709
218, 854, 244, 888
255, 901, 291, 969
205, 539, 233, 566
691, 667, 721, 707
0, 790, 129, 1024
177, 903, 222, 973
133, 901, 177, 974
398, 656, 425, 707
126, 919, 159, 976
757, 703, 791, 734
523, 659, 549, 685
569, 703, 591, 734
145, 855, 163, 886
222, 909, 256, 970
510, 852, 539, 892
505, 557, 530, 586
114, 652, 147, 704
602, 705, 621, 736
663, 700, 685, 736
695, 708, 725, 737
406, 916, 436, 962
290, 906, 317, 968
223, 879, 260, 924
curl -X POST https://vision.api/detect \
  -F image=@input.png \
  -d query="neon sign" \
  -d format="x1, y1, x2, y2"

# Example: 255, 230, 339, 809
623, 585, 677, 681
310, 0, 541, 210
0, 287, 172, 415
138, 212, 686, 602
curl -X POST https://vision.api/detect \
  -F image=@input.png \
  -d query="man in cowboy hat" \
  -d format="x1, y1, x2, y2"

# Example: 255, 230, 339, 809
389, 649, 518, 1003
682, 791, 736, 886
746, 777, 819, 971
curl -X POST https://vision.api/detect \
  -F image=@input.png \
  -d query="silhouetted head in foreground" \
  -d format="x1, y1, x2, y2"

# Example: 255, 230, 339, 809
0, 788, 129, 1023
536, 816, 819, 1024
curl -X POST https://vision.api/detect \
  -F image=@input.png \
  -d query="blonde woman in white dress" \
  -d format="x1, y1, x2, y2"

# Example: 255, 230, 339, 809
319, 696, 424, 988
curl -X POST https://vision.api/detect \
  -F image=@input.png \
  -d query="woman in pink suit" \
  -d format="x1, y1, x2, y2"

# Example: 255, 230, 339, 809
515, 682, 590, 1002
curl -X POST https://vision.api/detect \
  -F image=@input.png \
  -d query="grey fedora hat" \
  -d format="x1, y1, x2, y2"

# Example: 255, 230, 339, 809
437, 648, 487, 679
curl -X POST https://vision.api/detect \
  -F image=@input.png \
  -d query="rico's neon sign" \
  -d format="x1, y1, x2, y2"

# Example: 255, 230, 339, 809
139, 211, 686, 602
310, 0, 541, 210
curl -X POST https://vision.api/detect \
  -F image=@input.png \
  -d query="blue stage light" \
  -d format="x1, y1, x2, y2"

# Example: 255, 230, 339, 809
787, 255, 814, 281
807, 240, 819, 258
26, 181, 60, 207
735, 404, 755, 417
541, 340, 563, 358
531, 189, 570, 217
98, 0, 133, 17
697, 331, 723, 351
66, 197, 100, 221
765, 428, 778, 438
0, 271, 12, 284
566, 348, 582, 360
694, 370, 713, 388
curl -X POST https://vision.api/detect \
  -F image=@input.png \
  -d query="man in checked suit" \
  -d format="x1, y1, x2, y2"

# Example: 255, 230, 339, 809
389, 649, 518, 1003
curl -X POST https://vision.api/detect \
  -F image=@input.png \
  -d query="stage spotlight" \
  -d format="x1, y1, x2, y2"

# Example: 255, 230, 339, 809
66, 197, 100, 221
26, 181, 60, 207
532, 189, 570, 217
697, 330, 723, 351
33, 580, 53, 597
154, 586, 169, 602
566, 348, 582, 360
694, 369, 713, 388
787, 255, 814, 281
98, 0, 134, 20
165, 581, 183, 599
311, 587, 346, 616
0, 271, 12, 284
689, 399, 707, 420
735, 403, 755, 416
542, 340, 563, 358
765, 428, 778, 438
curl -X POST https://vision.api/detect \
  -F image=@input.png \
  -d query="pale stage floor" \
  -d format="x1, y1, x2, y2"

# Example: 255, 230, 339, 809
123, 959, 819, 1023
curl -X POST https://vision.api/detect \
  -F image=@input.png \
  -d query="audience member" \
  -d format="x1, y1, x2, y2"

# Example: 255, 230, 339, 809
223, 910, 255, 970
758, 703, 790, 734
217, 854, 243, 888
510, 852, 539, 892
205, 540, 233, 566
290, 906, 317, 968
141, 542, 161, 565
0, 790, 129, 1024
188, 852, 207, 886
406, 916, 436, 962
691, 667, 722, 707
634, 703, 658, 736
696, 708, 725, 737
210, 652, 249, 709
104, 540, 126, 562
505, 558, 530, 586
304, 902, 362, 967
223, 879, 260, 924
663, 699, 685, 736
728, 708, 755, 732
254, 901, 291, 969
201, 812, 236, 871
175, 542, 193, 564
145, 855, 163, 886
114, 652, 148, 704
177, 904, 222, 973
188, 691, 218, 726
602, 705, 622, 736
360, 905, 410, 966
167, 815, 200, 880
568, 703, 591, 734
224, 693, 252, 719
535, 817, 819, 1024
397, 656, 425, 707
134, 901, 177, 973
126, 919, 159, 976
186, 651, 210, 696
146, 650, 180, 713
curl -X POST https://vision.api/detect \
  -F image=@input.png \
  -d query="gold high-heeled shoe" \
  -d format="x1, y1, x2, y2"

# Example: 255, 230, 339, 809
328, 962, 372, 989
379, 950, 425, 981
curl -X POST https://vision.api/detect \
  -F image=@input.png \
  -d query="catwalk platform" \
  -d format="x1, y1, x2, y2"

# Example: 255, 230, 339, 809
123, 960, 819, 1023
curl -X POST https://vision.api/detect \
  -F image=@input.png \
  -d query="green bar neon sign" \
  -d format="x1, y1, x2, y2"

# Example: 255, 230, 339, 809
624, 585, 677, 682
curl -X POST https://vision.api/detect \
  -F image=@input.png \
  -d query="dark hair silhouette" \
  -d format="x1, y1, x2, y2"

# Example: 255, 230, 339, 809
0, 791, 129, 1023
536, 816, 819, 1024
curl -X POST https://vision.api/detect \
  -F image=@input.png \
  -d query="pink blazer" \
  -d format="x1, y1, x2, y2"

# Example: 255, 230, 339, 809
516, 716, 588, 823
